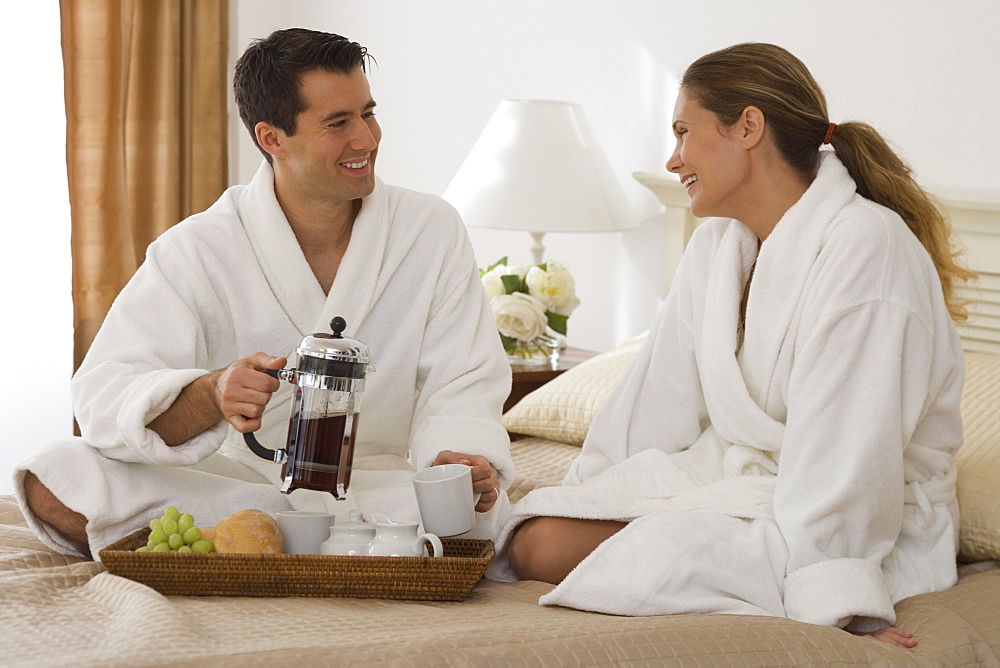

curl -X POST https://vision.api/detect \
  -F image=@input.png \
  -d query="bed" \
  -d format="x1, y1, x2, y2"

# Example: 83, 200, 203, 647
3, 175, 1000, 667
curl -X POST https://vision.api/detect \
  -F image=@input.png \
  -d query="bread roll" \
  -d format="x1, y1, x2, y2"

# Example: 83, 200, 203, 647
212, 509, 283, 554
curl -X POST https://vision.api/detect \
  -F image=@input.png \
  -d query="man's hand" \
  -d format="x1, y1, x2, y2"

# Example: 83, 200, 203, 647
216, 352, 287, 433
432, 450, 500, 513
147, 352, 286, 445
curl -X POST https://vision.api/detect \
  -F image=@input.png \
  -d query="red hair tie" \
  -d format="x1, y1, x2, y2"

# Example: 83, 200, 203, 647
823, 122, 836, 145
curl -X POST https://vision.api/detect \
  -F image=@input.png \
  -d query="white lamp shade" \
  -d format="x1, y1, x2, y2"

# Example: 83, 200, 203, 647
443, 99, 635, 234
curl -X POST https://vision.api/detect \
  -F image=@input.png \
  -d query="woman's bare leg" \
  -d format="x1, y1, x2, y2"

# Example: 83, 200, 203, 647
22, 471, 91, 558
508, 516, 627, 584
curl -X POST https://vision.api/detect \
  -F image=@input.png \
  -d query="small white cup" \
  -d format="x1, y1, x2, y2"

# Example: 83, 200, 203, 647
276, 510, 334, 555
412, 464, 482, 537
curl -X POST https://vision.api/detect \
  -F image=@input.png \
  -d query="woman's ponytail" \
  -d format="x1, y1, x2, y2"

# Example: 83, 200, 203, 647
829, 122, 975, 321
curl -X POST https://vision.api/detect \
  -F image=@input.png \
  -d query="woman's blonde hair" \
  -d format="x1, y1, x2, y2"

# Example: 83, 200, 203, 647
681, 43, 974, 322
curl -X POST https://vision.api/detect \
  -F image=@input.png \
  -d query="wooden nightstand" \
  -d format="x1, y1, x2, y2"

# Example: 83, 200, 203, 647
503, 347, 597, 413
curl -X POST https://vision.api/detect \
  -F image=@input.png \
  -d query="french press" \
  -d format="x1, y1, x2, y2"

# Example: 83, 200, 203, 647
244, 316, 373, 499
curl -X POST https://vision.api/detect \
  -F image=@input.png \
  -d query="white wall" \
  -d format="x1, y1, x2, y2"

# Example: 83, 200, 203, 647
232, 0, 1000, 353
0, 4, 73, 495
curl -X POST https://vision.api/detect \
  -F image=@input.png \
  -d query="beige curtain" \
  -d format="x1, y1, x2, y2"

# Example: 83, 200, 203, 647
61, 0, 229, 371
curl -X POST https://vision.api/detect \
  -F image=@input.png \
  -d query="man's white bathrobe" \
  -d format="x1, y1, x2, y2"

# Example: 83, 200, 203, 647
489, 152, 964, 632
16, 162, 513, 557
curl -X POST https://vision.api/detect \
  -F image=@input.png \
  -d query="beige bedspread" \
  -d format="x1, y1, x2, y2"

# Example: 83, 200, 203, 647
3, 495, 999, 666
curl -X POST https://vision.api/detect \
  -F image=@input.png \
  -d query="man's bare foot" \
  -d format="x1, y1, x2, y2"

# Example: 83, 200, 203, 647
22, 472, 91, 558
855, 626, 917, 649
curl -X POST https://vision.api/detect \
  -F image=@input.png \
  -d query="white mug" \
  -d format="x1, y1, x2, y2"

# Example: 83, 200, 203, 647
276, 510, 334, 555
412, 464, 482, 537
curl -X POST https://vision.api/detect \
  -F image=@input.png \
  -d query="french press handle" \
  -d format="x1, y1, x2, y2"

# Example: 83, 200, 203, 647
243, 368, 287, 463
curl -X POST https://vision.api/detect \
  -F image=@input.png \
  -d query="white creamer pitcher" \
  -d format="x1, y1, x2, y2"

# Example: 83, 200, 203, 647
365, 515, 443, 558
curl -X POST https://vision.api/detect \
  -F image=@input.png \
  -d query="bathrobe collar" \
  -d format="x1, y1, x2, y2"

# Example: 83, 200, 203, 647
700, 151, 858, 453
237, 160, 390, 341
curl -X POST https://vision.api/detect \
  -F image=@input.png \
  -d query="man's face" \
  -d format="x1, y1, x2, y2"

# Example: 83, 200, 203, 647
276, 67, 382, 204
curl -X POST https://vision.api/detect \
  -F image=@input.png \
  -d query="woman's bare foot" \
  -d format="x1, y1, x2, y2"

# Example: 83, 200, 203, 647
854, 626, 917, 649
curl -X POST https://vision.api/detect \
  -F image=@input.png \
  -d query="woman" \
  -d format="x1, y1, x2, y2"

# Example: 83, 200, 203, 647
489, 43, 974, 650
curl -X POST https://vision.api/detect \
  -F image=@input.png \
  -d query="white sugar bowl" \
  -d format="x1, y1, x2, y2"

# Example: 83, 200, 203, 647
320, 510, 376, 556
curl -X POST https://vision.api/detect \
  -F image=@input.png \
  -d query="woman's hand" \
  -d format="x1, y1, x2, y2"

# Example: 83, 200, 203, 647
853, 626, 917, 649
432, 450, 500, 512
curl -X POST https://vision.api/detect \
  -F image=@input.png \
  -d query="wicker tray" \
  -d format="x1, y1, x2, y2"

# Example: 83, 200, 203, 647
98, 528, 494, 601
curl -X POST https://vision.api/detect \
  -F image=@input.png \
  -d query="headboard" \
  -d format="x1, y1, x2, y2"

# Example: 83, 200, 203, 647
633, 171, 1000, 354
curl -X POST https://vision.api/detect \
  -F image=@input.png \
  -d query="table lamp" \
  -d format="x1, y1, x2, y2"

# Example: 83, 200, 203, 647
443, 99, 635, 265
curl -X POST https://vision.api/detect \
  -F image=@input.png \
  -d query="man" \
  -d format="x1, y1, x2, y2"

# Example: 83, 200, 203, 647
18, 28, 513, 558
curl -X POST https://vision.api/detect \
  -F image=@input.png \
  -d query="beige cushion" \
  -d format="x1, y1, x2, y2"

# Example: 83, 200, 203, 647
502, 334, 645, 444
956, 351, 1000, 561
504, 338, 1000, 561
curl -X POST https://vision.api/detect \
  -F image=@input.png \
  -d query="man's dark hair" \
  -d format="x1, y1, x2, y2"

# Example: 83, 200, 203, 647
233, 28, 371, 163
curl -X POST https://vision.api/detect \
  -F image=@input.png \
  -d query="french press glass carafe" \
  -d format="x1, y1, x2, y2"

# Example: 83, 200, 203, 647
244, 316, 372, 499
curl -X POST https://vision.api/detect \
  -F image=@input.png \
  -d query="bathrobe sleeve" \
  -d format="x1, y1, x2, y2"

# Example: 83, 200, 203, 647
775, 291, 935, 629
405, 206, 515, 488
71, 233, 230, 466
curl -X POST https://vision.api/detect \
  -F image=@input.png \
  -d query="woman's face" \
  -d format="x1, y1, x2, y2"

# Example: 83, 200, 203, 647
666, 90, 749, 219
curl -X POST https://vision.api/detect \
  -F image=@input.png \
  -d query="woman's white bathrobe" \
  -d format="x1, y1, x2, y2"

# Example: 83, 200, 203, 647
16, 162, 513, 557
489, 152, 964, 632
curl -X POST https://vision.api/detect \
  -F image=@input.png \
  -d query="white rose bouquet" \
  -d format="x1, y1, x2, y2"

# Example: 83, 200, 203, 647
480, 257, 580, 362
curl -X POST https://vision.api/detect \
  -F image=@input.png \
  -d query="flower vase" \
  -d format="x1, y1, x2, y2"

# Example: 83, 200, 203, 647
505, 334, 560, 366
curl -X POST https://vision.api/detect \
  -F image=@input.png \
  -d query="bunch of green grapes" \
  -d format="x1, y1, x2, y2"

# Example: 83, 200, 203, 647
136, 505, 215, 553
